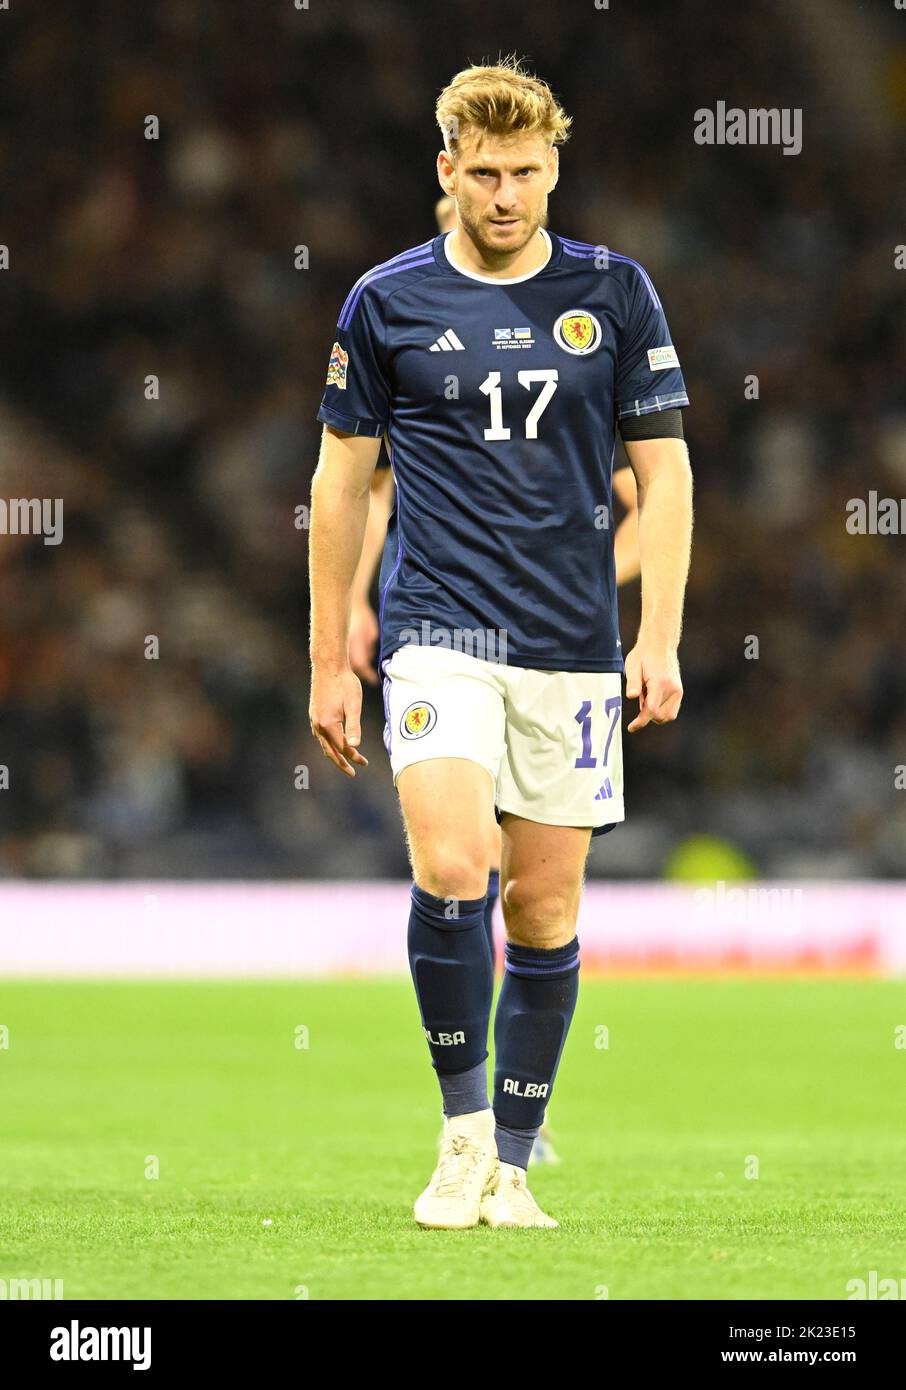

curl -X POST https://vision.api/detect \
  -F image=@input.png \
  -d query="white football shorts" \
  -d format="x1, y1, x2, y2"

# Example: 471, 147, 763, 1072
381, 644, 624, 835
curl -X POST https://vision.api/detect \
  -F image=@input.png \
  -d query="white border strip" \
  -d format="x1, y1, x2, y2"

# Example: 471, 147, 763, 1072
0, 882, 903, 977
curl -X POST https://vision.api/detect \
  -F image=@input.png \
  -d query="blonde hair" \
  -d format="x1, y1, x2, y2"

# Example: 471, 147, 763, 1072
436, 54, 572, 159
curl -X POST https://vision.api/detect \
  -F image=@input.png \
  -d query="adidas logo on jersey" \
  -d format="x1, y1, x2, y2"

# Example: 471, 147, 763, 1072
429, 329, 465, 352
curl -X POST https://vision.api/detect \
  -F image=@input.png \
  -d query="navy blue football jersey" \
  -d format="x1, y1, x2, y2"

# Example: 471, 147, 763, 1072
317, 228, 689, 673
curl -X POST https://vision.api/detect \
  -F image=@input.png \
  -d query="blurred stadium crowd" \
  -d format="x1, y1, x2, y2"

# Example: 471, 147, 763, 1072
0, 1, 904, 879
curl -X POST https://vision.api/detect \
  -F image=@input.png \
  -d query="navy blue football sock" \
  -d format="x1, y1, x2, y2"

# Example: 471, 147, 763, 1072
408, 883, 493, 1113
493, 1120, 540, 1172
437, 1060, 489, 1120
484, 870, 500, 973
493, 936, 580, 1167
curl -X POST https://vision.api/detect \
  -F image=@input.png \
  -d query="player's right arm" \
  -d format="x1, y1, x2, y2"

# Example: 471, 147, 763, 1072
310, 273, 393, 775
308, 424, 383, 776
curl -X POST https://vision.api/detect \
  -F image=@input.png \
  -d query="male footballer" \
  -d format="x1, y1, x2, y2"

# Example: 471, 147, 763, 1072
309, 57, 692, 1228
348, 192, 643, 1173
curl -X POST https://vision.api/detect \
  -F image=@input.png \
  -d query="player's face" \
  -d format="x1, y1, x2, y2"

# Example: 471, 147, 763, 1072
442, 130, 557, 258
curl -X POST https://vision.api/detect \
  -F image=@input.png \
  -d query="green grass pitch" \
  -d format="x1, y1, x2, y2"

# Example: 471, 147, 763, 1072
1, 977, 904, 1300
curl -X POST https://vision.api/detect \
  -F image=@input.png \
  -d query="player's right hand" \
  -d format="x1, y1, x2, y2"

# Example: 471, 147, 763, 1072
348, 599, 380, 684
309, 664, 369, 777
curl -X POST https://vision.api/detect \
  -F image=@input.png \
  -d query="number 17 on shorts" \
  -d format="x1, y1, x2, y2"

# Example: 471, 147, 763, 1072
494, 667, 625, 835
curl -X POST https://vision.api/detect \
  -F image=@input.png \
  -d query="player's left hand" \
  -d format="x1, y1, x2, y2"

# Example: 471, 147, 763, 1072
623, 640, 683, 732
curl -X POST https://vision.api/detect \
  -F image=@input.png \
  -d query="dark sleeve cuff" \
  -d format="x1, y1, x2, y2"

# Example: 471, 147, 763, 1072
317, 404, 387, 438
619, 407, 685, 441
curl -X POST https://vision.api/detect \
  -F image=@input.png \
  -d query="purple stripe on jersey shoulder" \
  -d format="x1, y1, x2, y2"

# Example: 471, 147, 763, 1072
559, 238, 662, 309
560, 235, 602, 263
338, 242, 435, 329
341, 243, 436, 323
560, 236, 598, 253
339, 255, 434, 330
606, 252, 662, 309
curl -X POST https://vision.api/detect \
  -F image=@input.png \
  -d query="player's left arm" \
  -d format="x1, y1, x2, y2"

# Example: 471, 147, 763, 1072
622, 432, 693, 732
613, 263, 693, 731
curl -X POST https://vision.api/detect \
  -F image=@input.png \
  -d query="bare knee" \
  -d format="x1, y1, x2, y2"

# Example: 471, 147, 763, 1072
502, 877, 578, 948
412, 845, 489, 902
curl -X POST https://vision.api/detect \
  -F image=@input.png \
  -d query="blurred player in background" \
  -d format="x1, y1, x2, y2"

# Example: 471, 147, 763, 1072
310, 58, 692, 1229
347, 194, 642, 1168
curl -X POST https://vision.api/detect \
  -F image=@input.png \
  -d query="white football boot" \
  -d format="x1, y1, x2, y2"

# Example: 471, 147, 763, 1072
480, 1161, 558, 1228
414, 1109, 498, 1229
